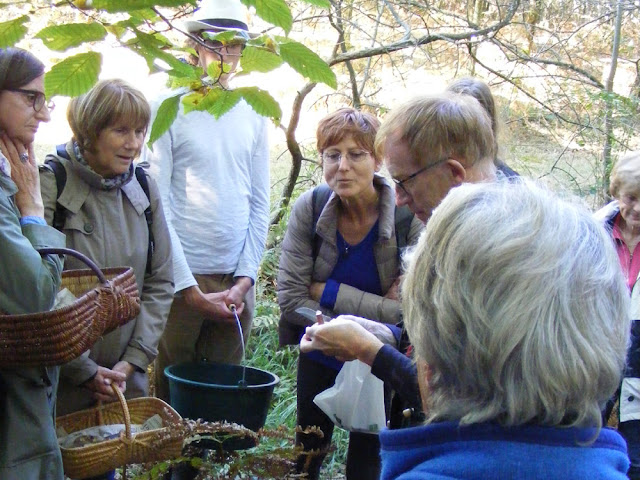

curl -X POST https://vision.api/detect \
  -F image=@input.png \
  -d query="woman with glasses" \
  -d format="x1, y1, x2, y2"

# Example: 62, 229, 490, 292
0, 47, 66, 480
277, 107, 422, 480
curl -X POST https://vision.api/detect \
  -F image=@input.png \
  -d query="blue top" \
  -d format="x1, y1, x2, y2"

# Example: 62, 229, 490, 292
305, 222, 382, 370
380, 421, 630, 479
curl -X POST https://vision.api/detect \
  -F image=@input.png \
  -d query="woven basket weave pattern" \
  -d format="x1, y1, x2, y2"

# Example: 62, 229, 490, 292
56, 385, 183, 478
0, 265, 140, 368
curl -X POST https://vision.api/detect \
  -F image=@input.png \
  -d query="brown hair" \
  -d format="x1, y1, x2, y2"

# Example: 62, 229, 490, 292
316, 107, 380, 160
67, 79, 150, 154
0, 48, 44, 90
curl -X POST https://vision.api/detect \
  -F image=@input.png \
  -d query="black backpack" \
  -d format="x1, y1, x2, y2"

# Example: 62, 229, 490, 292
45, 144, 155, 275
310, 183, 414, 261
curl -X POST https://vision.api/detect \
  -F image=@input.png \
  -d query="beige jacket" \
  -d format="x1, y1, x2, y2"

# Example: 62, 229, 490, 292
40, 145, 174, 414
277, 175, 423, 346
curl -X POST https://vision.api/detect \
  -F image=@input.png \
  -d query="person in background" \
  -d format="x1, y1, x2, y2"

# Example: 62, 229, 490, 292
144, 0, 270, 403
278, 107, 422, 479
446, 77, 518, 178
596, 151, 640, 480
40, 79, 174, 417
300, 92, 497, 428
0, 47, 65, 480
381, 179, 630, 479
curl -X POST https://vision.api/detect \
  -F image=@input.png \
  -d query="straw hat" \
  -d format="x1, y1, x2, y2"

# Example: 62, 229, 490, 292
183, 0, 258, 40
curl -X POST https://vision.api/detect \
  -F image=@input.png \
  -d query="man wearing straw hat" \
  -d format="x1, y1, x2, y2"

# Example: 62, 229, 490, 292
145, 0, 269, 403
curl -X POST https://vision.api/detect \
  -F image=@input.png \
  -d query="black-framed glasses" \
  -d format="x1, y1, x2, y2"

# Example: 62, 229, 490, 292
7, 88, 55, 112
200, 39, 245, 58
322, 150, 370, 165
393, 158, 448, 195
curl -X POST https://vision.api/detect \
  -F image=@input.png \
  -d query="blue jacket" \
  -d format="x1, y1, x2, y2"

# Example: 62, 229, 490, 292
380, 421, 629, 479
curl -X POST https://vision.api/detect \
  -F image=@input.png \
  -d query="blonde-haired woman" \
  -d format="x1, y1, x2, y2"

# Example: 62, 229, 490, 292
596, 150, 640, 480
40, 79, 174, 415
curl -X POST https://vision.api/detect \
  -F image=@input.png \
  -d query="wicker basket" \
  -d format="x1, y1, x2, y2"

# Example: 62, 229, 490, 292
56, 384, 183, 478
0, 247, 140, 368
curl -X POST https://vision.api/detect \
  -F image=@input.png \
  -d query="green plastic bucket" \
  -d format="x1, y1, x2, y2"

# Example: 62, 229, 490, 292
165, 362, 279, 438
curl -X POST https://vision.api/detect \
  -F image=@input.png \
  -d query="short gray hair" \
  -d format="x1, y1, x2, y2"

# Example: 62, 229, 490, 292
610, 150, 640, 199
402, 179, 629, 429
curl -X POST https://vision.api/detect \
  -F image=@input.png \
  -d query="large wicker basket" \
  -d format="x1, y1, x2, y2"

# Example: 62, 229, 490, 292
56, 384, 184, 478
0, 247, 140, 368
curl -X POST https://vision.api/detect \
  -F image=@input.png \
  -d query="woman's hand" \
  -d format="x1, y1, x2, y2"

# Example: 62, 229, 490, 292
300, 317, 384, 365
309, 282, 326, 302
83, 366, 128, 402
0, 134, 44, 218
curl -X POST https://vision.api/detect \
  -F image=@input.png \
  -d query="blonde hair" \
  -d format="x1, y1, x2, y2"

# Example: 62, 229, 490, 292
375, 92, 495, 169
67, 79, 150, 154
402, 179, 629, 430
610, 151, 640, 199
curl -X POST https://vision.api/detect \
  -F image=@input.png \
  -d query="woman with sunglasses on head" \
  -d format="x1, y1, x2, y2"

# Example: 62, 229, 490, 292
277, 108, 422, 480
0, 47, 66, 480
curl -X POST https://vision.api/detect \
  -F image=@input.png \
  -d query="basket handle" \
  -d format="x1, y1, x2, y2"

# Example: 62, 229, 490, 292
111, 383, 132, 441
37, 247, 107, 284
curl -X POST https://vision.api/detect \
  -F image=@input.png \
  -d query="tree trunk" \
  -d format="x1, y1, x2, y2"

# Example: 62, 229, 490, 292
270, 82, 317, 227
600, 0, 623, 204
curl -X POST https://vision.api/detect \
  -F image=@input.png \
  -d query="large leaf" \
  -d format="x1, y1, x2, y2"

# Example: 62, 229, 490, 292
236, 86, 281, 124
44, 52, 102, 98
128, 30, 197, 78
277, 38, 336, 89
90, 0, 195, 13
0, 15, 28, 48
35, 23, 107, 52
182, 88, 241, 119
147, 93, 182, 148
240, 46, 283, 74
242, 0, 292, 34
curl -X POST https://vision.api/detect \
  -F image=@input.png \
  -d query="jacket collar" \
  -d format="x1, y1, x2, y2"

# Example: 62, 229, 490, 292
55, 141, 149, 216
316, 174, 396, 244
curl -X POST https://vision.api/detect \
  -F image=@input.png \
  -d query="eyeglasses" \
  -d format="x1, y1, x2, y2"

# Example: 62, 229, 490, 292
322, 150, 370, 165
200, 40, 245, 57
7, 88, 55, 112
392, 158, 448, 195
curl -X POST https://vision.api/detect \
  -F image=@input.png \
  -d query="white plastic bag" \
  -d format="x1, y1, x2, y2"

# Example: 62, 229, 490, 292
313, 360, 386, 434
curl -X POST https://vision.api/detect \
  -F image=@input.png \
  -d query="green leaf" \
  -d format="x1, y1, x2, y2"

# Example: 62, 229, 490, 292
299, 0, 331, 7
147, 93, 181, 148
240, 46, 283, 74
277, 38, 336, 89
242, 0, 292, 34
44, 52, 102, 98
0, 15, 28, 48
34, 23, 107, 52
203, 88, 242, 119
91, 0, 195, 13
237, 86, 282, 124
202, 31, 238, 44
127, 30, 197, 78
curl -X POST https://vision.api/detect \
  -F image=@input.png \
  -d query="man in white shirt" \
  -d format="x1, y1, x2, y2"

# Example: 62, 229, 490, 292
145, 0, 269, 402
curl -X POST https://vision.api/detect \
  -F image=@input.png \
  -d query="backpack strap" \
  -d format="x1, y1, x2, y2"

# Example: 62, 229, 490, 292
44, 154, 68, 232
311, 183, 414, 261
311, 183, 332, 261
134, 166, 154, 276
